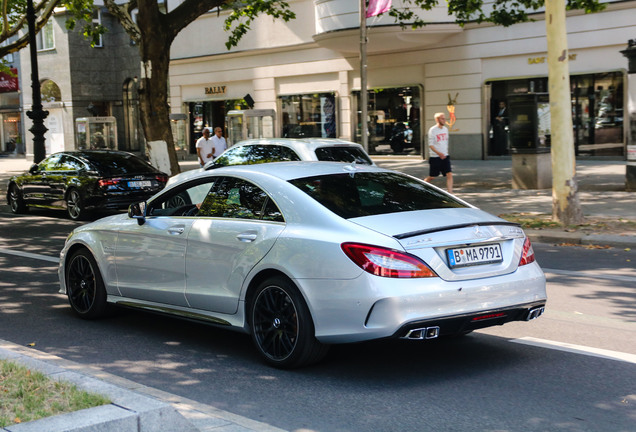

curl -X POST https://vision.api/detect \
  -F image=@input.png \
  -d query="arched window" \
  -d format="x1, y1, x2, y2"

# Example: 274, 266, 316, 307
41, 79, 61, 102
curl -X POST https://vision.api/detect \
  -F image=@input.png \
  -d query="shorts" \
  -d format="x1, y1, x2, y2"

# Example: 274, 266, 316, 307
429, 156, 452, 177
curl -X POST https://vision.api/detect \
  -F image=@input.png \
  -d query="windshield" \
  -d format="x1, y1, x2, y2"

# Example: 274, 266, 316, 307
289, 172, 466, 219
314, 146, 373, 165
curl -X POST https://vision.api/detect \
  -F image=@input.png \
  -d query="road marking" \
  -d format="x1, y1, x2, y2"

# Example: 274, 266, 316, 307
0, 247, 59, 264
543, 268, 636, 283
512, 337, 636, 364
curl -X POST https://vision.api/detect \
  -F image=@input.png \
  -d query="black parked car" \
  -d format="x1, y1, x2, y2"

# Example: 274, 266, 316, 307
7, 150, 168, 220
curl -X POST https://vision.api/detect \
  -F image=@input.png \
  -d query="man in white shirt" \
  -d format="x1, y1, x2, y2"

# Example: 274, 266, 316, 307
211, 127, 227, 158
424, 112, 453, 193
195, 128, 214, 167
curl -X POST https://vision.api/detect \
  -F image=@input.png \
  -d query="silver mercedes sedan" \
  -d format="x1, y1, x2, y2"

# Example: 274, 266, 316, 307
59, 162, 546, 368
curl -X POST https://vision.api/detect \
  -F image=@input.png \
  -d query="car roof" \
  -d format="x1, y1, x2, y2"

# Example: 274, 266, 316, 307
192, 161, 389, 182
231, 138, 366, 153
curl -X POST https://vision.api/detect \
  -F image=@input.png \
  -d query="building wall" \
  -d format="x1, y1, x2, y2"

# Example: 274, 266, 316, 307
167, 0, 636, 159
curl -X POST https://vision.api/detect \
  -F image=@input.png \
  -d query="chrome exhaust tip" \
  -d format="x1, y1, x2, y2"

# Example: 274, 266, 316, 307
526, 306, 545, 321
402, 326, 440, 340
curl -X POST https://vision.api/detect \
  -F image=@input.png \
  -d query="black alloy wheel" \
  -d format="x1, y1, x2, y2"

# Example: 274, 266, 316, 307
249, 276, 329, 368
8, 184, 28, 214
66, 189, 85, 220
65, 249, 108, 319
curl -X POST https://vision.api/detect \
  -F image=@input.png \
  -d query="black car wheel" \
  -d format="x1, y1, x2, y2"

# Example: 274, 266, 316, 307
8, 184, 28, 214
249, 276, 329, 368
66, 189, 86, 220
65, 248, 109, 319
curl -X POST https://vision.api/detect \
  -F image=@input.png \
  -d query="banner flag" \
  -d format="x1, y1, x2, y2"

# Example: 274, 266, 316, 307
366, 0, 392, 18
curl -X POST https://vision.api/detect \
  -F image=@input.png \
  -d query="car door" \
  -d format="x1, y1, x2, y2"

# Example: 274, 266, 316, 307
48, 155, 82, 207
21, 154, 62, 205
185, 176, 286, 314
114, 178, 217, 306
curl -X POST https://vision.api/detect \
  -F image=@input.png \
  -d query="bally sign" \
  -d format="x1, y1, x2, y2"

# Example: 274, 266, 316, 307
0, 68, 19, 93
205, 85, 226, 95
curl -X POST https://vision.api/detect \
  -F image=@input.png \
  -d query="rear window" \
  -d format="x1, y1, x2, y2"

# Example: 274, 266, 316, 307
314, 146, 373, 165
289, 172, 466, 219
82, 153, 158, 176
214, 145, 301, 167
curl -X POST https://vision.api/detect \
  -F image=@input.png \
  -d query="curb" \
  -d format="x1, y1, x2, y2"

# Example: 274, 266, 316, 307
526, 230, 636, 249
0, 339, 286, 432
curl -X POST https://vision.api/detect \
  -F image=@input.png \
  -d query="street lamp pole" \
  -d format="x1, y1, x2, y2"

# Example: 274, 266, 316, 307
26, 0, 48, 163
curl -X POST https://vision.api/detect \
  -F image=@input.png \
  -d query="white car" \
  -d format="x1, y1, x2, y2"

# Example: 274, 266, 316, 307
59, 162, 546, 368
168, 137, 374, 186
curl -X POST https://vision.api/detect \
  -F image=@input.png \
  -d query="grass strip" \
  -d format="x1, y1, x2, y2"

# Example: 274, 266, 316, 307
0, 358, 110, 427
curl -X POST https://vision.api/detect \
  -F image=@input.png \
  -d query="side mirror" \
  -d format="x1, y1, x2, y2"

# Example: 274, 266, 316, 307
128, 201, 147, 225
29, 164, 39, 174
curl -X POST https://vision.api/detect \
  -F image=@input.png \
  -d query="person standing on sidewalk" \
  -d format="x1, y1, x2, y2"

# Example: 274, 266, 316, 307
424, 112, 453, 193
211, 126, 227, 157
196, 128, 214, 167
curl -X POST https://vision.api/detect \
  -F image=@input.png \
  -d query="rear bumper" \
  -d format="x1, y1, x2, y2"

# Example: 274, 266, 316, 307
395, 301, 546, 340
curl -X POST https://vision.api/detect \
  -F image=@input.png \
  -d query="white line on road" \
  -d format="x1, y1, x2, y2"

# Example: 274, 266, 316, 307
543, 268, 636, 283
0, 247, 59, 264
512, 337, 636, 364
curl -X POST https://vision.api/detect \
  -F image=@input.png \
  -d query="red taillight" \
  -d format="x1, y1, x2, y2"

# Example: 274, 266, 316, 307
156, 174, 168, 183
98, 178, 120, 187
341, 243, 437, 278
519, 237, 536, 266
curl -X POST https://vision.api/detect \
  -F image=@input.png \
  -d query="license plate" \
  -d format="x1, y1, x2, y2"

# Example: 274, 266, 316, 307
446, 243, 503, 268
128, 180, 152, 188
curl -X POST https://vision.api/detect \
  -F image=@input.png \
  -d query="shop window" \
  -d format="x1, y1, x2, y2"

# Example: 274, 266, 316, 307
36, 21, 55, 51
280, 93, 337, 139
354, 87, 421, 155
41, 79, 61, 102
487, 72, 624, 157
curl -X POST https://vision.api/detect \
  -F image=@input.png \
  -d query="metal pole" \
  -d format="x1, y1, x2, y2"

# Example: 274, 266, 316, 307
26, 0, 48, 163
360, 0, 368, 152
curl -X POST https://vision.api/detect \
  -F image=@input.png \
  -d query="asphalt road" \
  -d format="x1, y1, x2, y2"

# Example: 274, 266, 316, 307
1, 209, 635, 431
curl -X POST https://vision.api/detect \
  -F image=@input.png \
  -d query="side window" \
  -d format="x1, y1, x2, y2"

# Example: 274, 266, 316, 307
38, 155, 62, 171
147, 179, 217, 216
213, 146, 250, 167
59, 156, 84, 171
198, 177, 283, 222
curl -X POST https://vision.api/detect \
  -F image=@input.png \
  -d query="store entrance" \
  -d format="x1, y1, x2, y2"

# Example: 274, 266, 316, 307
188, 99, 251, 154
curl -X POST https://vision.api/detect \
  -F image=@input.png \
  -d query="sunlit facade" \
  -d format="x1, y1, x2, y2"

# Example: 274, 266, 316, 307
168, 0, 636, 159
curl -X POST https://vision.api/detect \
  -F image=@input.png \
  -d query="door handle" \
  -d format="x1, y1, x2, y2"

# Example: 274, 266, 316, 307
168, 226, 185, 235
236, 232, 258, 242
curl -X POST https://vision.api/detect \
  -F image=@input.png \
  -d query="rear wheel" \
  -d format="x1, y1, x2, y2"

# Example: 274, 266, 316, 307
66, 189, 86, 220
65, 249, 109, 319
249, 276, 329, 368
8, 184, 28, 214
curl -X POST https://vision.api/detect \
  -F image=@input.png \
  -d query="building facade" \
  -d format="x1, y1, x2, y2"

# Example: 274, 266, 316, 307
168, 0, 635, 159
19, 6, 143, 158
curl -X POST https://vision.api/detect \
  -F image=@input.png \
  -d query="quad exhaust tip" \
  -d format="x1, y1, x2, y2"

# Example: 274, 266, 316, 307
402, 326, 440, 340
526, 306, 545, 321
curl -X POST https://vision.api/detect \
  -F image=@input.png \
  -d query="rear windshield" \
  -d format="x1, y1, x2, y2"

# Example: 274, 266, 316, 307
289, 172, 467, 219
314, 146, 373, 165
82, 153, 158, 176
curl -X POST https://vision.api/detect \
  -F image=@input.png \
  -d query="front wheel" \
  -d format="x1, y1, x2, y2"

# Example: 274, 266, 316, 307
249, 276, 329, 369
66, 189, 86, 220
65, 248, 109, 319
8, 184, 28, 214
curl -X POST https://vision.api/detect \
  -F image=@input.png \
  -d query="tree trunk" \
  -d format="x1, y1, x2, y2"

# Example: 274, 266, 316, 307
545, 0, 583, 225
137, 3, 181, 175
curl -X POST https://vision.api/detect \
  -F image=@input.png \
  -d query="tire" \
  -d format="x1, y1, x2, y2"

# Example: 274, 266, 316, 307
167, 192, 191, 208
249, 276, 329, 369
8, 184, 28, 214
65, 248, 109, 319
66, 189, 86, 221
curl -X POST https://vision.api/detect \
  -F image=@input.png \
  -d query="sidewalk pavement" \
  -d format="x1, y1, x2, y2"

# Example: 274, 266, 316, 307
0, 152, 635, 431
